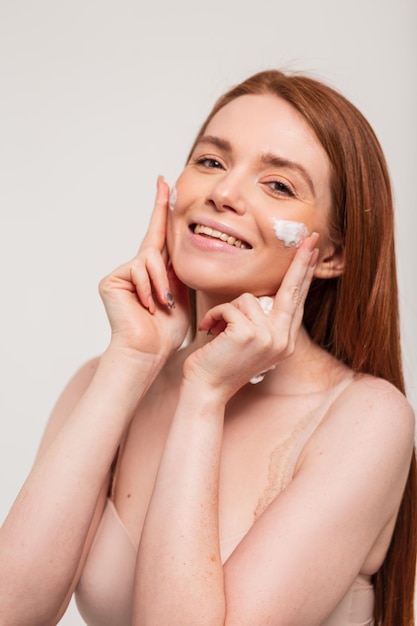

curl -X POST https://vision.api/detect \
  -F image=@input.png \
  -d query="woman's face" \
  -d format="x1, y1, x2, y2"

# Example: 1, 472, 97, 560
167, 93, 333, 299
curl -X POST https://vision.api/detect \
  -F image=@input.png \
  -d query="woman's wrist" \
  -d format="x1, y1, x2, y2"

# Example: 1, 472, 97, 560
179, 374, 228, 415
90, 344, 168, 418
104, 337, 170, 372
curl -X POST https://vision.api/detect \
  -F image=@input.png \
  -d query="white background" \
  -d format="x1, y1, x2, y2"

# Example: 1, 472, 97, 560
1, 1, 416, 623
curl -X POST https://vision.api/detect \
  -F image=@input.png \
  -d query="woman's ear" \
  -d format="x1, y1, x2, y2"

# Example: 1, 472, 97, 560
314, 243, 345, 279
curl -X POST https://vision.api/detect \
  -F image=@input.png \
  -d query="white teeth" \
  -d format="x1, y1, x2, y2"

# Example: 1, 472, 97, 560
194, 224, 249, 248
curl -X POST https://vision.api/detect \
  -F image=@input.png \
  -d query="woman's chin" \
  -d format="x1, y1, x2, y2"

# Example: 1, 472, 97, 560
176, 274, 275, 301
171, 257, 280, 300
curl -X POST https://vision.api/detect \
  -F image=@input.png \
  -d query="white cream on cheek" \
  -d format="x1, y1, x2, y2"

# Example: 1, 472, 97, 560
272, 218, 309, 247
169, 185, 177, 211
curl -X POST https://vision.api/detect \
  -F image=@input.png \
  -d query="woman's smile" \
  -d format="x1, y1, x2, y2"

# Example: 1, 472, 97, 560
189, 217, 252, 250
192, 224, 250, 249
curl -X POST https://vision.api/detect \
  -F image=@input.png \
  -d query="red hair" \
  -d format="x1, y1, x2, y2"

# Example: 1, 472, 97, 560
189, 70, 416, 625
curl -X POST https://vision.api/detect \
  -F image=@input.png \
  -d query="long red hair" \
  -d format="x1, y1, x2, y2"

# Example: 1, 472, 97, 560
188, 70, 416, 625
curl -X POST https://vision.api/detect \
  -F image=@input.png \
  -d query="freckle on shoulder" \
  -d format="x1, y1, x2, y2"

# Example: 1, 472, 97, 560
351, 374, 415, 433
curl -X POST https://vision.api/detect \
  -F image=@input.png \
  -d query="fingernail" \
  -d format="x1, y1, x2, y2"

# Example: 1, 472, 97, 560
166, 292, 175, 309
157, 174, 164, 187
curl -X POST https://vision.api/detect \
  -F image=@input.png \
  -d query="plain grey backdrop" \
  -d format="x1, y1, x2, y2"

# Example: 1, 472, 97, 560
1, 1, 416, 623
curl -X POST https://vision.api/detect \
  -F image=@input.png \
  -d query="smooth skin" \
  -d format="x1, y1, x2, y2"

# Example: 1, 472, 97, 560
0, 95, 414, 626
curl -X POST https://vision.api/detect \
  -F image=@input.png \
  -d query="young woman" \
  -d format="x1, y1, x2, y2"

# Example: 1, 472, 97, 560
0, 70, 415, 626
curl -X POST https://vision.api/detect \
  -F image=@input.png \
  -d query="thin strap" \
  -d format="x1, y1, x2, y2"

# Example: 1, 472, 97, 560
284, 374, 356, 485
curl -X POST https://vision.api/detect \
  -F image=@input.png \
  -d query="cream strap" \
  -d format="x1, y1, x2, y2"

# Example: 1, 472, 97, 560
284, 374, 356, 484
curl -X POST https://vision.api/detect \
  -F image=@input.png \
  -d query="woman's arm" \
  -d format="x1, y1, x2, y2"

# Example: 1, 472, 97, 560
135, 379, 227, 625
0, 178, 190, 626
0, 346, 169, 626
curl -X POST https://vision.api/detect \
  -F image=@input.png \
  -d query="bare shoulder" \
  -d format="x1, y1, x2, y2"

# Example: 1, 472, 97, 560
339, 374, 415, 441
35, 356, 102, 458
50, 356, 102, 414
307, 373, 415, 478
62, 356, 101, 394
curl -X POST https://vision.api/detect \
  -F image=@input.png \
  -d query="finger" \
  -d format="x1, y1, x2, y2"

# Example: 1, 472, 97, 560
129, 260, 157, 314
199, 302, 254, 337
272, 232, 319, 319
200, 293, 273, 335
144, 247, 172, 307
287, 246, 319, 338
166, 265, 192, 315
138, 175, 170, 253
233, 293, 275, 323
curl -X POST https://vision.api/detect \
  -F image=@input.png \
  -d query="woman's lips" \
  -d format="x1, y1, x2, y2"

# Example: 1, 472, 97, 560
190, 223, 252, 249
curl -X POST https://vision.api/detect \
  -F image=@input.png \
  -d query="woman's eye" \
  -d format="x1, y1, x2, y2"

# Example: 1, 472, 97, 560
195, 157, 223, 169
267, 180, 295, 197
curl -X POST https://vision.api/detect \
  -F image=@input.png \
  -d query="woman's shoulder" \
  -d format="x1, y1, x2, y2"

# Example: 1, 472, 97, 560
297, 372, 415, 520
343, 373, 414, 418
66, 355, 102, 386
320, 372, 415, 456
54, 356, 102, 410
35, 356, 102, 458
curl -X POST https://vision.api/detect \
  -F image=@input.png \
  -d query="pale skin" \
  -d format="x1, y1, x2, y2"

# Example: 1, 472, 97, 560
0, 94, 414, 626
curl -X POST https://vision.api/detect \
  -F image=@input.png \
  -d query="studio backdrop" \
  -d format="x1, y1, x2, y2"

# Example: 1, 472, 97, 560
0, 1, 415, 623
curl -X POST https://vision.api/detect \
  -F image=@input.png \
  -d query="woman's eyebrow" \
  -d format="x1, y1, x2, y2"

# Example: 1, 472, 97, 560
260, 153, 316, 197
193, 135, 232, 152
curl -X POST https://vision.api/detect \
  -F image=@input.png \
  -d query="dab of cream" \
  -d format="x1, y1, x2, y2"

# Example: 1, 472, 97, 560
250, 296, 275, 384
272, 218, 309, 247
257, 295, 274, 315
169, 185, 177, 211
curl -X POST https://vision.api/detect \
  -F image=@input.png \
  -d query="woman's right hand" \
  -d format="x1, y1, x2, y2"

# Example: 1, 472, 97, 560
182, 233, 319, 402
99, 176, 190, 360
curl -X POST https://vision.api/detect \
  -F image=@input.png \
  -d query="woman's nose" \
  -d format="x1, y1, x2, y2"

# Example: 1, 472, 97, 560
207, 172, 247, 215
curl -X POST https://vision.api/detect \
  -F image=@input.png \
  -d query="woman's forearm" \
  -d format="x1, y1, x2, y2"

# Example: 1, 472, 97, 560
134, 379, 226, 626
0, 346, 165, 625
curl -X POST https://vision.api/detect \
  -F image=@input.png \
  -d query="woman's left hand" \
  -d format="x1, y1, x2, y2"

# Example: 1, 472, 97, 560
183, 233, 319, 401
